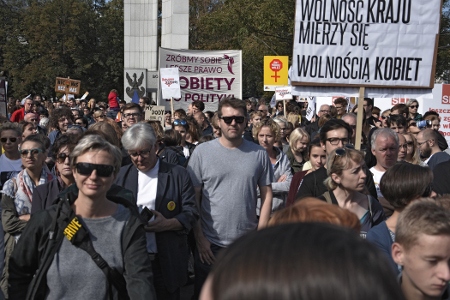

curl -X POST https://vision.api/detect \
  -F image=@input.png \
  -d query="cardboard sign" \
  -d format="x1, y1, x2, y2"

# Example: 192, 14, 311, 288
144, 105, 166, 122
55, 77, 81, 95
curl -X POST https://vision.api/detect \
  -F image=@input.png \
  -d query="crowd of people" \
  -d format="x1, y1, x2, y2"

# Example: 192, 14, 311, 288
0, 92, 449, 300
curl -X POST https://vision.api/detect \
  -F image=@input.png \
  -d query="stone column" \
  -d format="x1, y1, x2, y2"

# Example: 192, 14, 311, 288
123, 0, 158, 102
161, 0, 189, 49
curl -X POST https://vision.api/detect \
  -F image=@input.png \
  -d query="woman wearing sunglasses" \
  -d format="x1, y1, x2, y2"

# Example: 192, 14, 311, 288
31, 134, 80, 213
319, 147, 385, 237
253, 118, 292, 213
1, 134, 53, 297
8, 134, 154, 299
406, 99, 422, 121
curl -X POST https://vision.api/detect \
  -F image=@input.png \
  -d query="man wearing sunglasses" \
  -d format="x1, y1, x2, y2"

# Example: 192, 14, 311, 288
116, 123, 198, 300
0, 123, 22, 190
121, 103, 144, 130
296, 119, 377, 201
187, 97, 273, 298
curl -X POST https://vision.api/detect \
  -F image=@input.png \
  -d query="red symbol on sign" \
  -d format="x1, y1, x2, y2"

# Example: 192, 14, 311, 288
270, 59, 283, 82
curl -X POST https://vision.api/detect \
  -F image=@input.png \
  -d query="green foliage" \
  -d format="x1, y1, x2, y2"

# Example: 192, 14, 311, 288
1, 0, 123, 100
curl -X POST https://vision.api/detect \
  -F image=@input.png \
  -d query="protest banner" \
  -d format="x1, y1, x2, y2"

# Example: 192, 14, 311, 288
275, 86, 293, 101
55, 77, 81, 96
291, 0, 441, 89
159, 48, 242, 111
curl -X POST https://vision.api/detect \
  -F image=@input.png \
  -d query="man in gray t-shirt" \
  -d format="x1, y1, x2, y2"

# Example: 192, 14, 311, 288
187, 98, 273, 298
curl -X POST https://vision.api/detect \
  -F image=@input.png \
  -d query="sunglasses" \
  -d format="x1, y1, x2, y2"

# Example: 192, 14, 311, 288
331, 144, 355, 165
410, 105, 418, 108
220, 116, 245, 124
0, 137, 18, 143
20, 148, 44, 158
75, 162, 115, 177
173, 119, 187, 126
56, 153, 70, 164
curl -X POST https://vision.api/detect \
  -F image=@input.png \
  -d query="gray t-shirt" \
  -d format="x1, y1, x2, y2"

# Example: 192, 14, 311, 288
187, 139, 273, 247
46, 204, 130, 300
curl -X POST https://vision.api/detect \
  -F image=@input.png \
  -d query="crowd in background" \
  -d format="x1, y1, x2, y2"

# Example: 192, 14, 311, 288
0, 91, 449, 300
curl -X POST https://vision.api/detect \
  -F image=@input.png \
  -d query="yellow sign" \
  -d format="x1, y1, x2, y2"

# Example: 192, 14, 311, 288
264, 56, 289, 91
55, 77, 81, 95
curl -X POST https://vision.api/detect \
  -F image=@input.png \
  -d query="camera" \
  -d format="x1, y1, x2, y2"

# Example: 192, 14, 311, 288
417, 120, 431, 129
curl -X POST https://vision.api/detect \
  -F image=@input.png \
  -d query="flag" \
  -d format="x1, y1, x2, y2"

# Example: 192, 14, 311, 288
131, 90, 139, 104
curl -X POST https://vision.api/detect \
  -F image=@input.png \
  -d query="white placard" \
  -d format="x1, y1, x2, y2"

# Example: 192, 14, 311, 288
159, 48, 242, 112
305, 96, 316, 121
291, 0, 441, 88
275, 86, 293, 100
160, 68, 181, 99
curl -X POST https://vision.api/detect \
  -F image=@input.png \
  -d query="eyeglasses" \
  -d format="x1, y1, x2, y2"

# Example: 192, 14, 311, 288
58, 117, 70, 122
75, 162, 115, 177
173, 119, 187, 126
326, 137, 349, 145
56, 153, 70, 164
406, 141, 414, 147
123, 112, 142, 119
220, 116, 245, 124
20, 148, 44, 158
0, 137, 18, 143
128, 148, 152, 158
319, 110, 330, 113
410, 105, 418, 108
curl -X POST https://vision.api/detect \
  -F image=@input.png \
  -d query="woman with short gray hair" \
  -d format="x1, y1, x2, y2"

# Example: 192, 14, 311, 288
8, 134, 155, 299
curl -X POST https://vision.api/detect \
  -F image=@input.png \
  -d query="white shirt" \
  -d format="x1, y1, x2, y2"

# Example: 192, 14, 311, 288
137, 160, 159, 253
370, 167, 385, 199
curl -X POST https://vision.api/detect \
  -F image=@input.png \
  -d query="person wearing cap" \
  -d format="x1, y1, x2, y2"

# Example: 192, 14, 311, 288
10, 97, 33, 123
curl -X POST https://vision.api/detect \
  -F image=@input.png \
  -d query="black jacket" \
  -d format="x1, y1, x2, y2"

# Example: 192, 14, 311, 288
8, 185, 155, 300
115, 160, 198, 292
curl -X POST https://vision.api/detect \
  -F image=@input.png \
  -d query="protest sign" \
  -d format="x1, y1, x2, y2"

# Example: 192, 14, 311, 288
160, 68, 181, 99
144, 105, 166, 122
159, 48, 242, 111
275, 86, 293, 100
305, 96, 316, 121
291, 0, 441, 88
264, 56, 289, 91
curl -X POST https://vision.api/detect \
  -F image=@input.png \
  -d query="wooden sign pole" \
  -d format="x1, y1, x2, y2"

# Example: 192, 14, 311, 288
354, 87, 365, 150
170, 97, 174, 120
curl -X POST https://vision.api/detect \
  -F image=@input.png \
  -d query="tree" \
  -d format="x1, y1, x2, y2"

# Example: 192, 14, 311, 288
1, 0, 123, 100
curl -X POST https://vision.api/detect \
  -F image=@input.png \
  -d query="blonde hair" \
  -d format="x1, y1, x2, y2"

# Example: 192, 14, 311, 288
252, 118, 280, 141
324, 148, 365, 190
286, 112, 300, 128
288, 128, 309, 152
402, 133, 421, 165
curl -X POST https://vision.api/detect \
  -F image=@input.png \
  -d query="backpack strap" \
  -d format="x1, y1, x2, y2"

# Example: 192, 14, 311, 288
323, 191, 332, 204
63, 215, 130, 300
